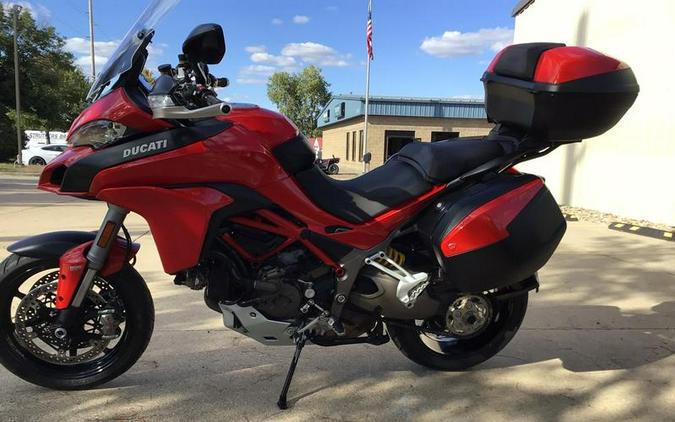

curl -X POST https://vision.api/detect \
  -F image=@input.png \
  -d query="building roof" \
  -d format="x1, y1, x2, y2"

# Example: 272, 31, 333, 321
512, 0, 536, 17
317, 94, 487, 129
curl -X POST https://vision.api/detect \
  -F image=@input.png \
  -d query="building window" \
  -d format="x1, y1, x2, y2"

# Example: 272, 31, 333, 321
358, 130, 364, 162
352, 131, 357, 161
335, 102, 346, 120
346, 132, 350, 160
431, 131, 460, 142
385, 130, 416, 160
322, 109, 330, 123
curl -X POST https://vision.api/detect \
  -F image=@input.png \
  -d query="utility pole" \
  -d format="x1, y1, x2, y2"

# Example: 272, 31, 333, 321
13, 5, 22, 166
88, 0, 96, 79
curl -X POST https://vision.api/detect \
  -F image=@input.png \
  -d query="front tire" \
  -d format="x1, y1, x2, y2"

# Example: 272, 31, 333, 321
328, 163, 339, 175
387, 291, 527, 371
0, 254, 154, 390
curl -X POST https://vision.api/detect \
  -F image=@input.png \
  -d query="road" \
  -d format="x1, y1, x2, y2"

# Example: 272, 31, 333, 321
0, 174, 673, 421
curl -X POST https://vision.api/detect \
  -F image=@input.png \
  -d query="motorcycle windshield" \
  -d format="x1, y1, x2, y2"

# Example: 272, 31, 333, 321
86, 0, 181, 101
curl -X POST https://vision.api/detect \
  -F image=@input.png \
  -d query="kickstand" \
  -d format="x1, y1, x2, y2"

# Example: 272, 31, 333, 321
277, 333, 307, 410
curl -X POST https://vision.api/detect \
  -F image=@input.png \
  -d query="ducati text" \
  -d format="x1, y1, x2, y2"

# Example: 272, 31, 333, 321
123, 139, 168, 158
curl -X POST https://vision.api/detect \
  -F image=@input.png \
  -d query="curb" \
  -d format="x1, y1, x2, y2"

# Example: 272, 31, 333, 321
608, 222, 674, 242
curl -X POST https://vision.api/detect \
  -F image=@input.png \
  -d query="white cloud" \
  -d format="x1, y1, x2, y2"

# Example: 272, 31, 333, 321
75, 55, 109, 67
237, 64, 276, 85
65, 37, 167, 74
281, 42, 348, 67
236, 41, 349, 86
271, 18, 283, 25
245, 46, 296, 68
245, 45, 267, 54
240, 65, 276, 76
293, 15, 310, 24
65, 37, 119, 73
65, 37, 119, 58
420, 27, 514, 58
251, 52, 297, 67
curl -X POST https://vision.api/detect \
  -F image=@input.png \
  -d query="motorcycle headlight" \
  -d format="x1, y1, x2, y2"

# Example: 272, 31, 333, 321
68, 120, 130, 149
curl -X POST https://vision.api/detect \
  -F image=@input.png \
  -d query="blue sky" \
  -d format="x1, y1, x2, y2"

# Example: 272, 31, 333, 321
7, 0, 518, 109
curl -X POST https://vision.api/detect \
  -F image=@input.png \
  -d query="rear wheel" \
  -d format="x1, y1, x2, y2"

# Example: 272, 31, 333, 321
328, 163, 340, 175
387, 290, 527, 371
0, 254, 154, 390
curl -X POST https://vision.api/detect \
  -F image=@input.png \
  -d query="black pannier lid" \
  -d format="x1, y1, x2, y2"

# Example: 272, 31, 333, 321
482, 43, 639, 142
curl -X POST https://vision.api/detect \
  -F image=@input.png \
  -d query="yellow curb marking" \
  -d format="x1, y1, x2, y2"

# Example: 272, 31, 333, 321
664, 232, 673, 238
614, 223, 625, 228
629, 226, 640, 231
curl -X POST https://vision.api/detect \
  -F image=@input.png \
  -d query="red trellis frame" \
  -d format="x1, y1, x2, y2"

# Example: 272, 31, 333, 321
220, 209, 341, 270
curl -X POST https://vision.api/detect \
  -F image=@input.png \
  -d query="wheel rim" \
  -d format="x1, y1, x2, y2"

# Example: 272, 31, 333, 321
444, 295, 492, 337
6, 267, 128, 370
416, 293, 509, 355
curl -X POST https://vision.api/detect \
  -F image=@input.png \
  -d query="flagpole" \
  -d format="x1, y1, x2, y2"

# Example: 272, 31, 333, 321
363, 0, 372, 173
363, 56, 371, 173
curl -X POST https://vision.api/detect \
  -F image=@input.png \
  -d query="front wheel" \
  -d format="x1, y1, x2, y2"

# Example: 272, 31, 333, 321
0, 254, 154, 390
387, 291, 527, 371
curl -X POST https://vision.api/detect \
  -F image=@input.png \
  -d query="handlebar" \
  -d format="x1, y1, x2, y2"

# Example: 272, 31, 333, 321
151, 102, 231, 120
150, 57, 230, 120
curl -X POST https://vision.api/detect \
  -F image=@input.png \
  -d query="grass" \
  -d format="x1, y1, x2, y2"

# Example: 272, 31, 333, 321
0, 163, 43, 175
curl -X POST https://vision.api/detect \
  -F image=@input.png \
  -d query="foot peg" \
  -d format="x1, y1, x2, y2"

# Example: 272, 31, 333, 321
365, 251, 429, 307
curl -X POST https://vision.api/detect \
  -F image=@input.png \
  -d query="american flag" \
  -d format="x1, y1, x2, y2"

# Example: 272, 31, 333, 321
366, 0, 374, 60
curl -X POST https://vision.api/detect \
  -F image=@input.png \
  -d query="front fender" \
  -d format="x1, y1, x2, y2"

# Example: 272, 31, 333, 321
7, 231, 97, 259
8, 231, 140, 309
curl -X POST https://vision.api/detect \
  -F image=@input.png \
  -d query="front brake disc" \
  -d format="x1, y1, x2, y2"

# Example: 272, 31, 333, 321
13, 280, 117, 365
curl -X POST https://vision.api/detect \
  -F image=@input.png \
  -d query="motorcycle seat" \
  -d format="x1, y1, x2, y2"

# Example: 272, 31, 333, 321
396, 138, 515, 184
293, 138, 513, 225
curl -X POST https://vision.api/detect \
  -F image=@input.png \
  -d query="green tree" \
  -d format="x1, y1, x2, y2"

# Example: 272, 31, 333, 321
267, 65, 331, 137
0, 6, 89, 161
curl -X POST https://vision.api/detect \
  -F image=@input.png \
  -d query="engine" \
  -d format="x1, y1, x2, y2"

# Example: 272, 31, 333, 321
174, 246, 332, 319
176, 245, 377, 338
249, 248, 334, 320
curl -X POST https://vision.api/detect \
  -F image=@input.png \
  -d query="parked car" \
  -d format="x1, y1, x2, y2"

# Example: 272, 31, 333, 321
21, 144, 68, 166
315, 156, 340, 175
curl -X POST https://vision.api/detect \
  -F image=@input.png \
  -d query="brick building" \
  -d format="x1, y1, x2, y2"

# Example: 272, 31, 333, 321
317, 95, 494, 173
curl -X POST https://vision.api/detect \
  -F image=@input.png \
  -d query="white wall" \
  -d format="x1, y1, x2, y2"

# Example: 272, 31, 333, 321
514, 0, 675, 225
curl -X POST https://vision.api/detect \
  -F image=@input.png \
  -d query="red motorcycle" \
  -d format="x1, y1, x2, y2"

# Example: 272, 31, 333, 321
0, 0, 638, 409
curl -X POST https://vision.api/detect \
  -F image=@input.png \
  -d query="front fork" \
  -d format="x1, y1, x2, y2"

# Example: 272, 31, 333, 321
70, 204, 129, 307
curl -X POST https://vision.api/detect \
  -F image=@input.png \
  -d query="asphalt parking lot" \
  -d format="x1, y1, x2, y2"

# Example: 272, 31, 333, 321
0, 174, 673, 422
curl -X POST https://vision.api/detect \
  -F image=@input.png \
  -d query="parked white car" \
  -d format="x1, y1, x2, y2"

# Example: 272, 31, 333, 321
21, 144, 68, 166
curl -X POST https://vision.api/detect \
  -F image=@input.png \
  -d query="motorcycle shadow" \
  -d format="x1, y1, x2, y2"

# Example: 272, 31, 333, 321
476, 300, 675, 373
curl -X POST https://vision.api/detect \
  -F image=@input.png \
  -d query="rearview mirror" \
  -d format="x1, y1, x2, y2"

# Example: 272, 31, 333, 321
182, 24, 226, 64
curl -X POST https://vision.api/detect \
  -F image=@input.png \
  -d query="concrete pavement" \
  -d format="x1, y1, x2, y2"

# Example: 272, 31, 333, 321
0, 174, 673, 421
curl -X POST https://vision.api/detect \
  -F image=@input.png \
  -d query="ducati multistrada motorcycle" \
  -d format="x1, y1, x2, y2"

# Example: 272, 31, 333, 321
0, 0, 639, 409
